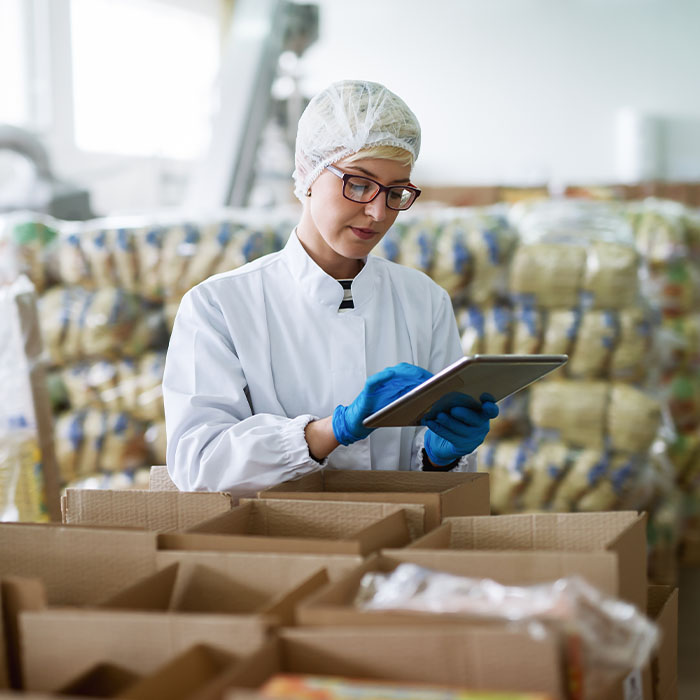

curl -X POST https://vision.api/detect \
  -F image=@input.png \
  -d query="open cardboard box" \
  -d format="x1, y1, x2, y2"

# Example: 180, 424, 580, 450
0, 523, 158, 606
61, 488, 233, 532
399, 511, 648, 611
225, 631, 566, 699
158, 498, 416, 556
11, 562, 278, 693
257, 469, 489, 532
222, 628, 650, 700
295, 554, 654, 700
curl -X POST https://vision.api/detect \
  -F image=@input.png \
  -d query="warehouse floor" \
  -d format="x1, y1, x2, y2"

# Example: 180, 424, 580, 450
678, 566, 700, 700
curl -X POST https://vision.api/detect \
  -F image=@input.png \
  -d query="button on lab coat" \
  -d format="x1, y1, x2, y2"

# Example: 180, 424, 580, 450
163, 230, 469, 497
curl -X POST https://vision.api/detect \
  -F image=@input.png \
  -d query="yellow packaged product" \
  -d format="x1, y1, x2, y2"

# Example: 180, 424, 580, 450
575, 479, 617, 512
108, 226, 140, 293
581, 241, 639, 309
529, 380, 608, 449
81, 227, 117, 288
483, 306, 512, 354
145, 419, 167, 466
431, 221, 471, 297
0, 426, 46, 522
134, 351, 165, 421
54, 410, 86, 484
610, 307, 653, 382
458, 307, 485, 356
56, 228, 91, 287
479, 439, 534, 514
101, 411, 148, 473
133, 225, 165, 302
465, 226, 503, 305
160, 223, 200, 299
397, 221, 434, 274
541, 309, 580, 356
607, 383, 661, 454
567, 311, 618, 379
550, 449, 608, 512
510, 243, 586, 309
511, 305, 543, 355
520, 441, 569, 511
182, 221, 232, 290
75, 408, 108, 478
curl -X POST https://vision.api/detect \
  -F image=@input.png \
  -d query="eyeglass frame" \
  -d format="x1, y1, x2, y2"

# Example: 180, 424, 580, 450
324, 163, 421, 211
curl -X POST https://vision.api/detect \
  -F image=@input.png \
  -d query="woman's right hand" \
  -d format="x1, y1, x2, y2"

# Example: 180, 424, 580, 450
332, 362, 433, 445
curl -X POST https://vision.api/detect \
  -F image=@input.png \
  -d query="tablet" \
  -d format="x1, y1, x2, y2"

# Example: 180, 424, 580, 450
362, 354, 568, 429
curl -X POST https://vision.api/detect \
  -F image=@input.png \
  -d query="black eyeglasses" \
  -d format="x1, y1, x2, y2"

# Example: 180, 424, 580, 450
325, 164, 421, 211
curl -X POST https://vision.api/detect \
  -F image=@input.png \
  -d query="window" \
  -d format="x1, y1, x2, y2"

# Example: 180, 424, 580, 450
0, 0, 29, 126
70, 0, 220, 160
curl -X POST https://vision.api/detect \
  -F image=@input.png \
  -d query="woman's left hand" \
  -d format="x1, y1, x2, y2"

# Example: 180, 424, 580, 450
422, 393, 499, 466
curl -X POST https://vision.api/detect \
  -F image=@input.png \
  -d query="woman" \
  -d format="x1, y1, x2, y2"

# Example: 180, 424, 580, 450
163, 80, 497, 497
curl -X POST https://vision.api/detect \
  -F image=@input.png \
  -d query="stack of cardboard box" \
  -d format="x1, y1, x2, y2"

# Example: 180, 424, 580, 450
0, 469, 678, 699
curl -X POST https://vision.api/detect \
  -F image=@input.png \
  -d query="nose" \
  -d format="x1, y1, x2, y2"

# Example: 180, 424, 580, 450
364, 193, 387, 221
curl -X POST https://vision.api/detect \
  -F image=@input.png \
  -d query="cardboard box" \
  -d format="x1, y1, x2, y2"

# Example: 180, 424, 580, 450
158, 499, 414, 556
117, 644, 245, 700
647, 585, 678, 700
156, 549, 363, 586
149, 465, 179, 491
401, 511, 648, 611
296, 556, 655, 700
258, 469, 489, 532
102, 559, 327, 626
0, 523, 157, 605
17, 546, 345, 692
61, 488, 233, 532
225, 631, 567, 699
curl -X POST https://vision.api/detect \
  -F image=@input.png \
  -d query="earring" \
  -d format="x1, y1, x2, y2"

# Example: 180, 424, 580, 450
305, 189, 311, 197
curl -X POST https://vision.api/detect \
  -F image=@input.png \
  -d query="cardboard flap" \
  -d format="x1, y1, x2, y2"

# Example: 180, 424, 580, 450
156, 550, 359, 592
275, 627, 565, 697
116, 644, 238, 699
60, 662, 139, 696
149, 466, 179, 491
187, 503, 253, 534
406, 522, 452, 549
99, 564, 179, 611
62, 489, 233, 532
263, 569, 330, 626
647, 585, 678, 700
352, 509, 411, 555
20, 609, 274, 692
0, 524, 158, 606
1, 577, 47, 690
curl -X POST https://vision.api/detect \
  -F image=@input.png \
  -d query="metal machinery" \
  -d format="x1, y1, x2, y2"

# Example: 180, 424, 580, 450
185, 0, 318, 209
0, 123, 93, 220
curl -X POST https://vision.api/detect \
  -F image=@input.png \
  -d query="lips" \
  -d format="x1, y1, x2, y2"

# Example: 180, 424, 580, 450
350, 226, 378, 240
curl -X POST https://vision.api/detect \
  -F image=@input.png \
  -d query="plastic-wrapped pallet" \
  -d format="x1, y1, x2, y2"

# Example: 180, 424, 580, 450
474, 200, 666, 519
0, 276, 60, 521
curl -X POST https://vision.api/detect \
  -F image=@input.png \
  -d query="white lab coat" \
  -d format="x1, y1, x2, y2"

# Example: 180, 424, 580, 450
163, 229, 471, 498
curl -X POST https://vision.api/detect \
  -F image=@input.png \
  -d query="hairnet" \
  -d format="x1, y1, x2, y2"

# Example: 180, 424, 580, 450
292, 80, 421, 201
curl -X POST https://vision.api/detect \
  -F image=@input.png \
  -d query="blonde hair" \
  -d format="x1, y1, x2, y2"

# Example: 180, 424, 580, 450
342, 145, 414, 169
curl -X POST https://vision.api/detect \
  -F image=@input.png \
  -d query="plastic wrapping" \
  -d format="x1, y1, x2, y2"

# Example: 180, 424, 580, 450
0, 276, 52, 521
355, 563, 659, 698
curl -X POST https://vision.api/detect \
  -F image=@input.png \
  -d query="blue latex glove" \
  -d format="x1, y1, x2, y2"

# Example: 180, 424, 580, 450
423, 392, 499, 466
333, 363, 433, 445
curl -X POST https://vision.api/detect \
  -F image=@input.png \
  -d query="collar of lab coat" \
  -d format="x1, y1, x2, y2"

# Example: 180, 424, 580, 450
282, 229, 377, 311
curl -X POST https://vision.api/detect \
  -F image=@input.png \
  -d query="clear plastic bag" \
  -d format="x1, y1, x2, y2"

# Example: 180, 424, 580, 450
355, 563, 659, 698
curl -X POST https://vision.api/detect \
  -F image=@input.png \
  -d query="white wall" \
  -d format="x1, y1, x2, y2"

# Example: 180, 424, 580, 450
301, 0, 700, 187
